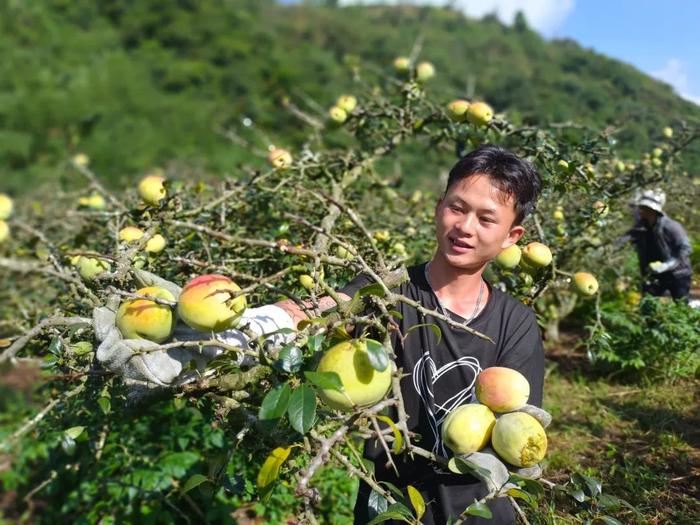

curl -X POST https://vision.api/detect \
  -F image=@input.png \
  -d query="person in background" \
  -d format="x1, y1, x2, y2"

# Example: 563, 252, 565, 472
615, 188, 692, 300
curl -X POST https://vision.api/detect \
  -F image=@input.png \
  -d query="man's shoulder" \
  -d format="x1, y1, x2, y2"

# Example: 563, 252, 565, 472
660, 216, 688, 235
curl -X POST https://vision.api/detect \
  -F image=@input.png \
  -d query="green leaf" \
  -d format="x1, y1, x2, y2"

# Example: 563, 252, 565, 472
64, 426, 85, 440
306, 333, 324, 353
48, 336, 63, 356
256, 446, 293, 493
97, 397, 111, 415
70, 341, 93, 355
275, 345, 304, 373
367, 503, 414, 525
182, 474, 209, 494
304, 370, 344, 392
288, 385, 316, 435
447, 456, 492, 479
359, 283, 386, 298
364, 339, 389, 372
258, 383, 291, 421
506, 487, 537, 509
405, 323, 442, 344
465, 501, 492, 518
367, 488, 388, 519
407, 485, 425, 520
376, 415, 403, 454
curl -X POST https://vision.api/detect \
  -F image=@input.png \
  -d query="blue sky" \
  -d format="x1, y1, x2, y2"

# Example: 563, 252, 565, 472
281, 1, 700, 105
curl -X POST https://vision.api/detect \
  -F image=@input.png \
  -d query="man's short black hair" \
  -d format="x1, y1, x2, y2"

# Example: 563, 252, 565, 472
446, 145, 542, 225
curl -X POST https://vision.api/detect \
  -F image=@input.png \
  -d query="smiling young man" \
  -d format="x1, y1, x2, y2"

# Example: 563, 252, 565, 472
275, 145, 545, 524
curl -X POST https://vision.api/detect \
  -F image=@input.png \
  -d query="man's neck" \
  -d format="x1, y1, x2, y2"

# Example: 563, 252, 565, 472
427, 254, 487, 309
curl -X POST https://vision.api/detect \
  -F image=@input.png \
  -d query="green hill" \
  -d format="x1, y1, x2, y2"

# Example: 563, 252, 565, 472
1, 0, 698, 193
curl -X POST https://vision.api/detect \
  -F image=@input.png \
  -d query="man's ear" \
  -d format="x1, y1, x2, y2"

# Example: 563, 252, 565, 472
501, 224, 525, 249
434, 197, 443, 222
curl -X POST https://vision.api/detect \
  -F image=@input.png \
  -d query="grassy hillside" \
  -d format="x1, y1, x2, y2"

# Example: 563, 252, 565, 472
1, 0, 699, 193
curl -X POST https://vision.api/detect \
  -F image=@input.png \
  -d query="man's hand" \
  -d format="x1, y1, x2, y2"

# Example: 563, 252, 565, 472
649, 259, 677, 274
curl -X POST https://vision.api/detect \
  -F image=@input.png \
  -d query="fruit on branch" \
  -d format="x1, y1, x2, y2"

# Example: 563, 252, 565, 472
316, 339, 392, 411
118, 226, 144, 243
299, 274, 315, 290
0, 193, 13, 220
552, 206, 564, 222
495, 245, 521, 269
491, 412, 547, 467
475, 367, 530, 412
373, 230, 390, 242
78, 193, 107, 210
652, 147, 663, 158
76, 256, 111, 280
447, 99, 470, 122
466, 102, 493, 127
178, 274, 247, 332
268, 148, 293, 170
592, 200, 608, 217
336, 95, 357, 114
116, 286, 176, 343
0, 220, 9, 243
522, 242, 552, 268
335, 245, 355, 260
145, 234, 167, 254
442, 403, 496, 455
393, 56, 410, 72
614, 160, 626, 173
138, 173, 167, 206
556, 160, 569, 172
415, 61, 435, 82
392, 242, 407, 257
328, 106, 348, 125
572, 272, 599, 296
663, 126, 673, 138
72, 153, 89, 167
652, 157, 663, 167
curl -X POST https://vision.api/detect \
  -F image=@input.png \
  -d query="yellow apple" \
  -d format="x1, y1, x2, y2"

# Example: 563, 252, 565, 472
447, 99, 470, 122
556, 160, 569, 172
0, 193, 13, 220
415, 61, 435, 82
268, 148, 293, 170
466, 101, 494, 127
592, 200, 608, 217
572, 272, 599, 296
299, 274, 315, 291
80, 193, 107, 210
77, 257, 111, 280
335, 245, 354, 260
652, 147, 663, 158
495, 245, 521, 269
615, 160, 626, 173
552, 207, 564, 221
118, 226, 145, 243
178, 274, 247, 332
116, 286, 176, 343
72, 153, 89, 167
328, 106, 348, 124
662, 126, 673, 138
316, 339, 392, 411
442, 404, 496, 455
138, 174, 167, 206
373, 230, 390, 242
652, 157, 662, 167
0, 220, 9, 243
145, 234, 167, 254
393, 56, 410, 72
336, 95, 357, 114
522, 242, 552, 267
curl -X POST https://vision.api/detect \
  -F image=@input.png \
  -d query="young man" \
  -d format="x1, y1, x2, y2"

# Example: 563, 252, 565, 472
615, 189, 692, 300
277, 145, 545, 524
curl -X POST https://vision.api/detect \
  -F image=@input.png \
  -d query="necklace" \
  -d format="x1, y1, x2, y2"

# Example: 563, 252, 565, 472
424, 262, 485, 324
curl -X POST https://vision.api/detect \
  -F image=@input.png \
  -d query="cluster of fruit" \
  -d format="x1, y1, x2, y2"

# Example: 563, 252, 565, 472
442, 367, 546, 468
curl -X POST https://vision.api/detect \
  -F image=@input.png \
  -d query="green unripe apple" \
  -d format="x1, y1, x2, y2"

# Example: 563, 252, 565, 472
393, 56, 410, 72
415, 61, 435, 82
77, 257, 111, 280
328, 106, 348, 125
145, 234, 167, 254
495, 245, 521, 269
336, 95, 357, 114
447, 99, 470, 122
662, 126, 673, 138
522, 242, 552, 268
556, 160, 569, 172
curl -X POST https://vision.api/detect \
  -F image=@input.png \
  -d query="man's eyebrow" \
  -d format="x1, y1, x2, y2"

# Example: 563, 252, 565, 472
449, 197, 497, 214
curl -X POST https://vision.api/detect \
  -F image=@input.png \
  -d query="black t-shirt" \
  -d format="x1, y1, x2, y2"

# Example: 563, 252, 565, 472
340, 262, 545, 525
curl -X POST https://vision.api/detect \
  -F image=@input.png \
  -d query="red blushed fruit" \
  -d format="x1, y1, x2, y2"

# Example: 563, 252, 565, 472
178, 274, 247, 332
475, 367, 530, 412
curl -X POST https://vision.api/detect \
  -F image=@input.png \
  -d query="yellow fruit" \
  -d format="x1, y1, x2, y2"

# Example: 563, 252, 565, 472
0, 193, 13, 220
119, 226, 145, 243
138, 174, 167, 206
662, 126, 673, 138
392, 242, 407, 257
415, 61, 435, 82
72, 153, 89, 167
491, 412, 547, 467
522, 242, 552, 267
495, 245, 521, 269
476, 367, 530, 412
466, 101, 494, 127
336, 95, 357, 114
145, 234, 167, 254
447, 99, 470, 122
335, 245, 354, 260
268, 148, 293, 170
652, 147, 663, 158
556, 160, 569, 172
373, 230, 390, 242
626, 290, 641, 306
299, 274, 315, 290
393, 56, 410, 72
316, 339, 392, 411
652, 157, 662, 167
116, 286, 176, 343
328, 106, 348, 124
592, 200, 608, 217
552, 207, 564, 222
178, 274, 247, 332
77, 257, 111, 280
442, 403, 496, 455
0, 220, 9, 243
615, 160, 626, 173
572, 272, 599, 296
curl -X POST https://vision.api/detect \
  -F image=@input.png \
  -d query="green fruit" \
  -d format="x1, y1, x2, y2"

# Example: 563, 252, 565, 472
522, 242, 552, 268
336, 95, 357, 114
466, 101, 493, 127
442, 404, 496, 455
447, 99, 470, 122
78, 257, 111, 280
491, 412, 547, 467
328, 106, 347, 124
495, 245, 521, 269
299, 274, 315, 290
415, 61, 435, 82
572, 272, 599, 296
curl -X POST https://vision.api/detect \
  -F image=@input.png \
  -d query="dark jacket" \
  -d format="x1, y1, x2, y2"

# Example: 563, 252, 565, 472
617, 215, 692, 278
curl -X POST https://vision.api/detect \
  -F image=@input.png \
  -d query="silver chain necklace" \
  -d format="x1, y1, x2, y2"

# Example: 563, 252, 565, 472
424, 262, 485, 324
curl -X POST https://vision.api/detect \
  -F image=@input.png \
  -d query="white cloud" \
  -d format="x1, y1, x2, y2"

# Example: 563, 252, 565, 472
652, 58, 700, 106
338, 0, 575, 36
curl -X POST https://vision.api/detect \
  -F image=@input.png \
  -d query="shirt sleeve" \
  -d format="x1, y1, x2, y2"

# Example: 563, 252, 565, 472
667, 221, 692, 257
496, 308, 545, 407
